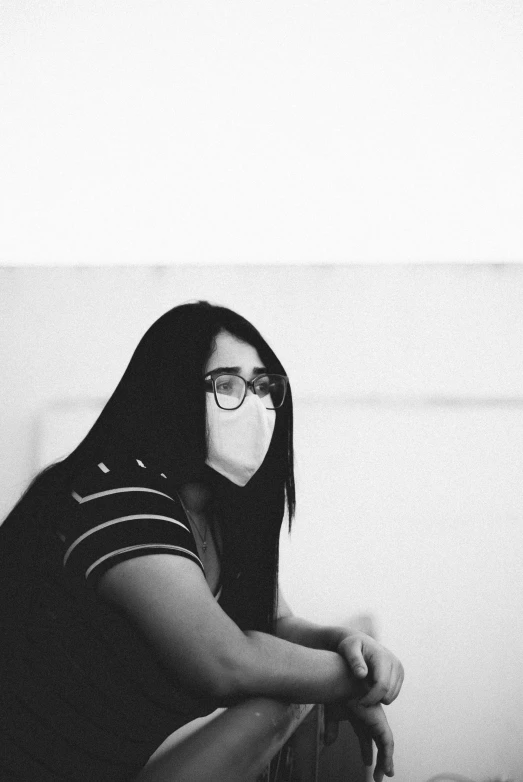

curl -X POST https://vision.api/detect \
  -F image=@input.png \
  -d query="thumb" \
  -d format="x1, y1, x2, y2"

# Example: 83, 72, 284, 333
345, 641, 368, 678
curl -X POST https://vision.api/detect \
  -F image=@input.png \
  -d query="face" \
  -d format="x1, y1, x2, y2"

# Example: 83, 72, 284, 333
205, 330, 267, 386
204, 330, 276, 487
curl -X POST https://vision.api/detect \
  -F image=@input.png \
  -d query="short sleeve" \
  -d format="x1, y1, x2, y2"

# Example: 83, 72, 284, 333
63, 458, 204, 585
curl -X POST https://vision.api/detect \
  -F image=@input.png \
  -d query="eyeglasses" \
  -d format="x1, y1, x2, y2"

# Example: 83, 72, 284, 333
204, 373, 289, 411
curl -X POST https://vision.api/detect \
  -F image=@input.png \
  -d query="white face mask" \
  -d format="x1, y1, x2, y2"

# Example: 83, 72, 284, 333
205, 392, 276, 486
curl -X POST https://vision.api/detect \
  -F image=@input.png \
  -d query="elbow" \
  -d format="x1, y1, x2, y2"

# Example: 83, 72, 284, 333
207, 641, 257, 701
207, 677, 245, 706
195, 649, 252, 702
179, 665, 240, 703
208, 661, 252, 702
171, 635, 256, 702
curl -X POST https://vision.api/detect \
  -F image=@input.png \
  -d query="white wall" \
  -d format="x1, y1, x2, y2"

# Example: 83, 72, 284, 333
1, 0, 523, 265
1, 265, 522, 782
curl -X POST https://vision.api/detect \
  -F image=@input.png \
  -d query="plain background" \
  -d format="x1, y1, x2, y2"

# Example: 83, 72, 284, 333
1, 0, 523, 265
2, 2, 523, 781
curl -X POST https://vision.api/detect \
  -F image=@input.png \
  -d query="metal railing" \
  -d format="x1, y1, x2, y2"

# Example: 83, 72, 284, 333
140, 698, 316, 782
141, 697, 366, 782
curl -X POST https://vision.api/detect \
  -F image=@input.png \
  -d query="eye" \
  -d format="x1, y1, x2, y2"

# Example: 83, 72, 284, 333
214, 375, 245, 396
254, 377, 271, 396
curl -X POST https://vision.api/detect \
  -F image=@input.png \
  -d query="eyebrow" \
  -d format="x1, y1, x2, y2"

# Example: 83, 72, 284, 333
206, 365, 268, 376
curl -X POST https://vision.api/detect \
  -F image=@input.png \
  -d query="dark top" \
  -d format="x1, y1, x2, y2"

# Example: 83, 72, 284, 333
0, 457, 221, 782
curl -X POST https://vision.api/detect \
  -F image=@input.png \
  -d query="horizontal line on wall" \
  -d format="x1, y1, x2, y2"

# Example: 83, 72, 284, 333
293, 395, 523, 408
39, 395, 523, 413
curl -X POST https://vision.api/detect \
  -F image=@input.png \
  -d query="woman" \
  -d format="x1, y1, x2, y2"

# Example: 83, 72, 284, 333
0, 301, 403, 782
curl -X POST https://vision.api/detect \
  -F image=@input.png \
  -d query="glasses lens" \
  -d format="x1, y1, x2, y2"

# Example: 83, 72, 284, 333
253, 375, 287, 409
214, 374, 245, 409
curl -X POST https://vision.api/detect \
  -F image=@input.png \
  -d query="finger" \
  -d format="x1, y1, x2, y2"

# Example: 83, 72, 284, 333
377, 742, 394, 777
359, 660, 392, 706
382, 661, 405, 705
392, 662, 405, 699
383, 674, 402, 705
323, 719, 339, 746
342, 638, 368, 678
373, 766, 385, 782
375, 721, 395, 777
356, 730, 373, 767
392, 662, 406, 704
376, 742, 395, 779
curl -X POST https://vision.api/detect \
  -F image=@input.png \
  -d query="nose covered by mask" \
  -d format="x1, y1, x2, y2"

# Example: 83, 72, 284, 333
205, 392, 276, 486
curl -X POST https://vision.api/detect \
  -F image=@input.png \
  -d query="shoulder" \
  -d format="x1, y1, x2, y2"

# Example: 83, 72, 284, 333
69, 455, 189, 542
71, 455, 176, 501
64, 456, 203, 584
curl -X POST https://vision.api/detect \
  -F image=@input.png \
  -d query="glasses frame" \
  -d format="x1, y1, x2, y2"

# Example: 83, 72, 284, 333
204, 372, 289, 411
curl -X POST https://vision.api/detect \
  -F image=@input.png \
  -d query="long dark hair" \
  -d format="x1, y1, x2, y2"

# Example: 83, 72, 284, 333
0, 301, 295, 633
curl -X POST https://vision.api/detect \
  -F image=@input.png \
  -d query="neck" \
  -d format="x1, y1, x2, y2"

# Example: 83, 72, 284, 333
178, 482, 211, 514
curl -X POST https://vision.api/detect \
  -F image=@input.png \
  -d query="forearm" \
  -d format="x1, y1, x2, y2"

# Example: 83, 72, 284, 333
236, 629, 363, 704
98, 559, 362, 706
274, 614, 347, 652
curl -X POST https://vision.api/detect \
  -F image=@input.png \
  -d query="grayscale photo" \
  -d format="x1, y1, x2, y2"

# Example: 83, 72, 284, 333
1, 3, 522, 782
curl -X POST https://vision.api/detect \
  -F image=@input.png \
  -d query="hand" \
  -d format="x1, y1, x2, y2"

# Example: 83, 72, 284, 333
337, 630, 404, 707
324, 700, 394, 781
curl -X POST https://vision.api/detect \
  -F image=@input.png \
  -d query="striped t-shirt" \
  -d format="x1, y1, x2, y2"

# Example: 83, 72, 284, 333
63, 456, 206, 586
0, 456, 223, 782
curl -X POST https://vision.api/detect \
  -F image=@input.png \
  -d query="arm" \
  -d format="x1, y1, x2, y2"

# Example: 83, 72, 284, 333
275, 586, 397, 781
275, 584, 404, 706
274, 584, 347, 651
276, 586, 394, 782
97, 554, 365, 705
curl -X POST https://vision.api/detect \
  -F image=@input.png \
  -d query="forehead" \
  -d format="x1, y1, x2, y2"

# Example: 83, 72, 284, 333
205, 330, 264, 372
